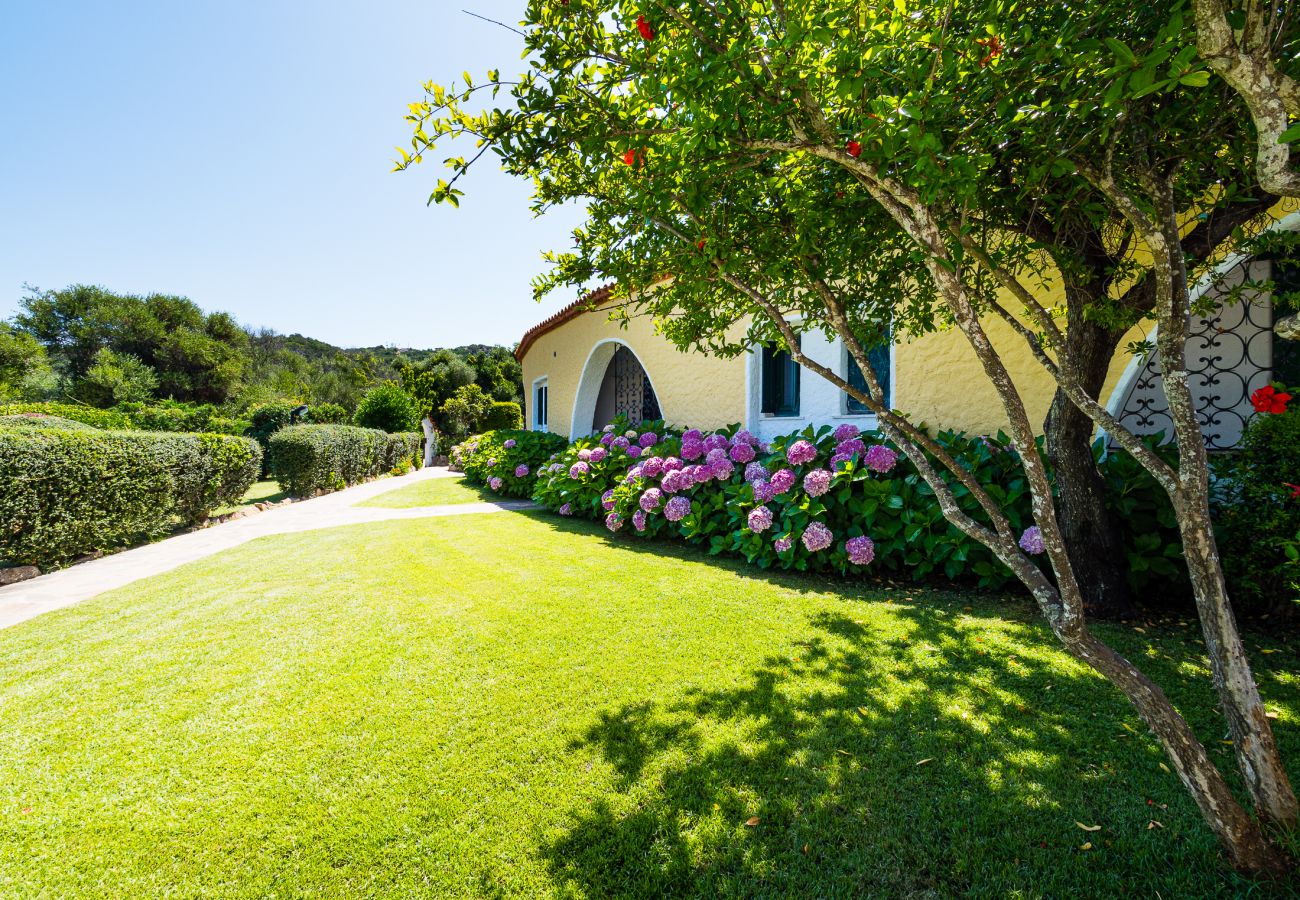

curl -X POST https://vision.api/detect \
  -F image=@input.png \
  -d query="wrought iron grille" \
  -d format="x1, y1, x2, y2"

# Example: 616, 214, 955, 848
610, 346, 660, 425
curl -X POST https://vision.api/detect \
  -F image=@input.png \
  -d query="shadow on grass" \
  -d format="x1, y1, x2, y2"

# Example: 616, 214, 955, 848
516, 510, 1297, 898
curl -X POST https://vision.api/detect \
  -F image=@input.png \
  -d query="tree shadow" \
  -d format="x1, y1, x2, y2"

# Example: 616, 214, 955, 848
535, 596, 1297, 898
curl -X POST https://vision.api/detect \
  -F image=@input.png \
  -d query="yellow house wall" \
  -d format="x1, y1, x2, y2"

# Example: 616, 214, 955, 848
521, 305, 746, 437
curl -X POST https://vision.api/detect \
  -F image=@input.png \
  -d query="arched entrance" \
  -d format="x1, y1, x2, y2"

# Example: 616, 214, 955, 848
571, 341, 662, 439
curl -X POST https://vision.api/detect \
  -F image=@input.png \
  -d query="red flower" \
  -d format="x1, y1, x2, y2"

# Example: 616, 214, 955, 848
636, 15, 655, 41
846, 140, 862, 158
1285, 483, 1300, 500
976, 35, 1003, 68
696, 238, 706, 249
1251, 385, 1292, 414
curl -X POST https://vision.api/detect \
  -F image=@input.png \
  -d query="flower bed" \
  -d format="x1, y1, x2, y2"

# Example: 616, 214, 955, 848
452, 429, 568, 499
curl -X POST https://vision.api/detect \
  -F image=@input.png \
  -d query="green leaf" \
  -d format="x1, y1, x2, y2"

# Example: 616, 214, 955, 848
1278, 123, 1300, 145
1104, 38, 1136, 68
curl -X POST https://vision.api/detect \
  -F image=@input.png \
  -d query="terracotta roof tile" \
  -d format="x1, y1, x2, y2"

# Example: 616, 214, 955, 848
514, 283, 616, 361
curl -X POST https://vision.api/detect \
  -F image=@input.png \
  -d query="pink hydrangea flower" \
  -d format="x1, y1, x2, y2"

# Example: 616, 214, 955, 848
846, 535, 876, 566
632, 509, 648, 532
705, 448, 728, 467
662, 456, 683, 471
487, 458, 497, 467
489, 477, 504, 491
569, 462, 589, 478
664, 495, 692, 522
704, 433, 729, 452
769, 468, 796, 496
709, 460, 735, 481
1019, 526, 1046, 555
774, 536, 793, 553
503, 439, 517, 449
661, 470, 687, 494
559, 502, 573, 516
640, 456, 664, 478
639, 432, 658, 448
682, 428, 703, 443
589, 446, 608, 463
626, 445, 643, 459
600, 433, 615, 445
729, 441, 756, 463
786, 440, 817, 465
514, 464, 529, 478
601, 490, 616, 511
830, 452, 853, 468
801, 521, 833, 552
864, 445, 898, 474
836, 438, 866, 458
577, 448, 592, 461
803, 468, 832, 497
748, 505, 774, 533
833, 423, 861, 442
639, 488, 662, 512
734, 429, 758, 446
680, 439, 704, 461
612, 436, 631, 450
605, 512, 623, 532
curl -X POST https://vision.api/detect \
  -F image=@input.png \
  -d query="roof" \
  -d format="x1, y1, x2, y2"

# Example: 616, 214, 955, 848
514, 283, 616, 361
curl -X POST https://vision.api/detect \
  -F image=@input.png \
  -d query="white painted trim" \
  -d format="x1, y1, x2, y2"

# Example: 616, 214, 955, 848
530, 375, 549, 432
1099, 210, 1300, 445
568, 338, 664, 440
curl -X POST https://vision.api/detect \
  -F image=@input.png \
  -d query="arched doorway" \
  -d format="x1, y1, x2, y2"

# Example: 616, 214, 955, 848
571, 341, 662, 438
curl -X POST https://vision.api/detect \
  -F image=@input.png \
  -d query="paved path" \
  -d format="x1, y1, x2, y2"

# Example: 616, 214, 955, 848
0, 467, 533, 631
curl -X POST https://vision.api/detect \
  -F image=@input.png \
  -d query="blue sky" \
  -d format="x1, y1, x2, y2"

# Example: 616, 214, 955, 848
0, 1, 587, 349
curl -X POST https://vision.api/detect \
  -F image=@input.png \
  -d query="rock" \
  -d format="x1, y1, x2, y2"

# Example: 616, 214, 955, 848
0, 565, 41, 586
74, 551, 104, 564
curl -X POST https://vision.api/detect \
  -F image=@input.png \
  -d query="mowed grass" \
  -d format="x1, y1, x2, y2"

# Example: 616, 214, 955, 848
0, 512, 1297, 898
212, 479, 289, 517
357, 474, 494, 508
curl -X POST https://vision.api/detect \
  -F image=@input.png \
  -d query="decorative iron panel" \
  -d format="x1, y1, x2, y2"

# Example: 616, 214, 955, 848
609, 346, 660, 425
1111, 259, 1274, 451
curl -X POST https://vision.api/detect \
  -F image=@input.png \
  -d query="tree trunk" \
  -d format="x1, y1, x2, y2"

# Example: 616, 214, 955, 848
1044, 313, 1135, 619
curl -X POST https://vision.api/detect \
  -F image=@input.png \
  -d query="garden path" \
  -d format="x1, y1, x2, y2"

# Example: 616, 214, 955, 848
0, 467, 533, 630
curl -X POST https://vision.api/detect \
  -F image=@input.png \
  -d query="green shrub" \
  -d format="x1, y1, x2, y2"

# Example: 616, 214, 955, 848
0, 413, 97, 431
353, 382, 419, 433
455, 429, 567, 498
0, 428, 262, 566
482, 401, 523, 431
113, 400, 249, 435
246, 401, 304, 474
0, 401, 131, 429
268, 424, 420, 497
1212, 402, 1300, 614
306, 402, 348, 424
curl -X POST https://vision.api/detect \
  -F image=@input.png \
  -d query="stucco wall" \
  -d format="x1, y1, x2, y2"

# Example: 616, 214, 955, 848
521, 305, 746, 438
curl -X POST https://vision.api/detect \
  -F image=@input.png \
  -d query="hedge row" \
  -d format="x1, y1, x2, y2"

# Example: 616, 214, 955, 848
0, 423, 261, 566
0, 402, 132, 430
268, 424, 421, 497
453, 429, 568, 498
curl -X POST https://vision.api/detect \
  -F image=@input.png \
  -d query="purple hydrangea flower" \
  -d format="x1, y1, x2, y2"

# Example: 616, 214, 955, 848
830, 452, 854, 468
600, 433, 614, 445
559, 502, 573, 516
704, 433, 729, 452
801, 521, 833, 552
864, 445, 898, 474
706, 448, 728, 466
846, 535, 876, 566
632, 509, 648, 532
664, 496, 692, 522
586, 446, 605, 463
605, 512, 624, 532
626, 445, 643, 459
569, 461, 589, 479
489, 477, 504, 491
637, 457, 661, 479
487, 458, 497, 467
754, 480, 776, 503
639, 432, 658, 448
682, 429, 703, 443
577, 448, 592, 462
662, 456, 683, 471
836, 438, 867, 458
803, 468, 832, 497
680, 439, 704, 461
709, 459, 735, 481
1019, 526, 1046, 555
601, 489, 616, 511
661, 470, 687, 494
786, 440, 817, 466
744, 461, 768, 483
769, 468, 796, 496
639, 488, 662, 512
833, 423, 861, 442
503, 439, 517, 449
774, 536, 793, 553
748, 505, 774, 533
729, 441, 756, 463
734, 429, 758, 446
612, 436, 631, 450
514, 464, 530, 478
758, 442, 770, 453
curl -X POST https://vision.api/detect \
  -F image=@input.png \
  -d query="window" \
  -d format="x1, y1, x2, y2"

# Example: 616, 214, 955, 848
533, 379, 549, 431
845, 341, 892, 414
761, 342, 800, 417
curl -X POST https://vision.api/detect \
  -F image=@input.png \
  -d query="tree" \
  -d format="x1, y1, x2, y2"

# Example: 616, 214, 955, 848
74, 348, 158, 406
439, 383, 493, 443
401, 0, 1296, 871
401, 349, 476, 423
0, 322, 53, 401
353, 381, 420, 433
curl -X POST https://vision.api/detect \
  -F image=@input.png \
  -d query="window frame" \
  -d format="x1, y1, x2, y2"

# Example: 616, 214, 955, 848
760, 341, 801, 417
532, 377, 549, 432
842, 335, 893, 416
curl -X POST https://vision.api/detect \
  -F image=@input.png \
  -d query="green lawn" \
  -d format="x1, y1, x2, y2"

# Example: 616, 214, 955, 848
0, 511, 1296, 898
358, 474, 494, 508
212, 479, 289, 517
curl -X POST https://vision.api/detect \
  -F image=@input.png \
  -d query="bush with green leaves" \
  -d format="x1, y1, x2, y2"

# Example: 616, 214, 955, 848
268, 424, 420, 497
353, 382, 419, 433
0, 402, 131, 429
1212, 400, 1300, 615
482, 401, 523, 431
0, 414, 97, 432
73, 348, 159, 406
439, 383, 492, 443
113, 400, 250, 435
0, 423, 261, 566
306, 402, 349, 425
455, 429, 567, 498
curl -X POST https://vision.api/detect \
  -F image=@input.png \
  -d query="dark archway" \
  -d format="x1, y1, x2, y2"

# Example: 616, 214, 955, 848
592, 345, 661, 432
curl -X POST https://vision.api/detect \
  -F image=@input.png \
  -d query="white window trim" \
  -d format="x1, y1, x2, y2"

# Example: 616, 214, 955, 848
532, 376, 549, 432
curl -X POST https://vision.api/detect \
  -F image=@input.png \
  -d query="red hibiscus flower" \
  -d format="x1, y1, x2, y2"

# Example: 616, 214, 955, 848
1251, 385, 1292, 414
1285, 483, 1300, 500
636, 15, 655, 41
846, 140, 862, 158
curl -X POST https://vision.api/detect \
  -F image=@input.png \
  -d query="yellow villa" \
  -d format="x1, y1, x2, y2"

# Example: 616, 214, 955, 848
518, 213, 1300, 448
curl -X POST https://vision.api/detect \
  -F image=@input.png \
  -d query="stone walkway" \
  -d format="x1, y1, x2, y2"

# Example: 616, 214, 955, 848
0, 467, 534, 631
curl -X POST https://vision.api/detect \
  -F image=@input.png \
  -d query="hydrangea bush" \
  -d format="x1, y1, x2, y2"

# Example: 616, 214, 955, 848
454, 429, 567, 499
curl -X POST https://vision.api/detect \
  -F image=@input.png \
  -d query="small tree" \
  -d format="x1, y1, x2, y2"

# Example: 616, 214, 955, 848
439, 383, 493, 443
74, 348, 157, 406
353, 382, 419, 433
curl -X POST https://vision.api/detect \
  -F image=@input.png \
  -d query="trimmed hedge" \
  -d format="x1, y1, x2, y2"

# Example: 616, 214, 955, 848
115, 401, 251, 436
0, 413, 97, 432
482, 402, 524, 431
268, 424, 421, 497
454, 429, 567, 498
0, 426, 262, 566
0, 402, 131, 429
